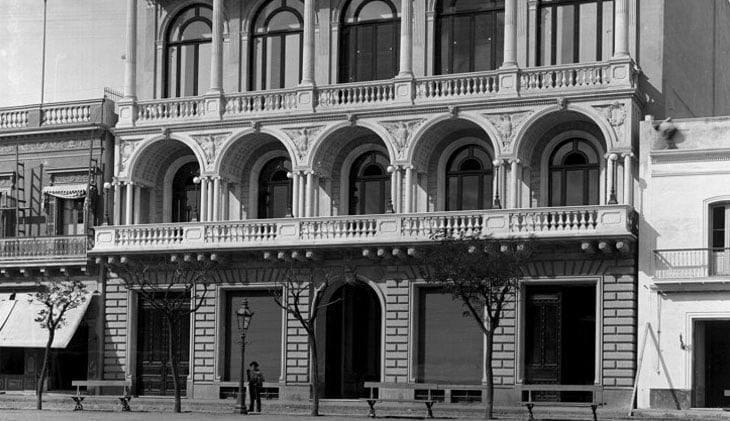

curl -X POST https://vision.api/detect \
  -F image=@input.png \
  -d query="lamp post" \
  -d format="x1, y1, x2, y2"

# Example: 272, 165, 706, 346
103, 182, 112, 225
235, 298, 254, 414
192, 176, 201, 222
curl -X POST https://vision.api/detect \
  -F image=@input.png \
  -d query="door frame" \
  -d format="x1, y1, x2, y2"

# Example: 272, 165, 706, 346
685, 312, 730, 407
314, 276, 386, 395
515, 277, 603, 386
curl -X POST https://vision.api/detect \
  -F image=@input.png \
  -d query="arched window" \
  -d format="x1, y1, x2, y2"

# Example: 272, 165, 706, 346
710, 203, 730, 276
548, 139, 600, 206
537, 0, 614, 66
165, 4, 213, 98
435, 0, 504, 75
251, 0, 304, 90
172, 162, 201, 222
258, 157, 292, 219
349, 151, 390, 215
340, 0, 399, 83
446, 145, 493, 211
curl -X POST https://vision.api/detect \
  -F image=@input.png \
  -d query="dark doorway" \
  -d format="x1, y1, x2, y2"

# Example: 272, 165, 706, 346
136, 294, 190, 396
322, 282, 381, 398
52, 324, 89, 390
693, 320, 730, 407
524, 284, 595, 394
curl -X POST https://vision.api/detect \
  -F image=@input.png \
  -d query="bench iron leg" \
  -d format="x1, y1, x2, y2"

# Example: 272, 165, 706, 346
120, 396, 132, 412
72, 396, 84, 411
591, 404, 598, 421
526, 403, 534, 421
425, 402, 434, 419
366, 399, 377, 418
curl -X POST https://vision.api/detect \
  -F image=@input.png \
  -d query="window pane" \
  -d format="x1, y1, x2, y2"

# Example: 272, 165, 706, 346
271, 184, 289, 218
358, 1, 394, 21
474, 15, 493, 71
565, 170, 584, 206
376, 23, 395, 80
453, 16, 471, 73
713, 206, 726, 249
364, 180, 383, 214
540, 7, 553, 65
167, 46, 178, 97
550, 171, 562, 206
588, 169, 599, 205
266, 36, 283, 89
181, 44, 195, 96
182, 20, 211, 40
436, 19, 450, 74
602, 0, 614, 60
482, 174, 493, 209
268, 10, 302, 31
357, 26, 374, 81
556, 5, 575, 64
448, 177, 458, 211
579, 3, 597, 62
197, 42, 211, 94
284, 33, 301, 87
253, 38, 264, 90
494, 12, 505, 68
462, 175, 479, 210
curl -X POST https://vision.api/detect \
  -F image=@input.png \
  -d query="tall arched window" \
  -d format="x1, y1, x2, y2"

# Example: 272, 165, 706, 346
349, 151, 390, 215
548, 139, 600, 206
258, 157, 293, 218
537, 0, 614, 66
251, 0, 304, 90
446, 145, 493, 211
172, 162, 201, 222
435, 0, 504, 75
340, 0, 399, 83
165, 4, 213, 98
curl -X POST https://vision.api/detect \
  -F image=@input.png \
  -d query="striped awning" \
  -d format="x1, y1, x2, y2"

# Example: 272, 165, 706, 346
42, 183, 88, 199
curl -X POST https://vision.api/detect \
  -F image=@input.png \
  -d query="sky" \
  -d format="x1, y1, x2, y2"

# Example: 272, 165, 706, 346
0, 0, 127, 107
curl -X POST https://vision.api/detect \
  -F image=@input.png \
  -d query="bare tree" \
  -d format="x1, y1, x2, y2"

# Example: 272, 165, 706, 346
107, 256, 217, 413
421, 235, 532, 420
30, 278, 89, 410
269, 261, 348, 416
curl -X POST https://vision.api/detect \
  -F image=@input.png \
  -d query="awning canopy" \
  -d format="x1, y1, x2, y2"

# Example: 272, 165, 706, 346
0, 292, 93, 348
42, 183, 89, 200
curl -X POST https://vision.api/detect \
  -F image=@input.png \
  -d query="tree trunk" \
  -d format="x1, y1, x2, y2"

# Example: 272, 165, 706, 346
166, 317, 182, 413
308, 331, 319, 416
484, 329, 495, 420
37, 328, 54, 410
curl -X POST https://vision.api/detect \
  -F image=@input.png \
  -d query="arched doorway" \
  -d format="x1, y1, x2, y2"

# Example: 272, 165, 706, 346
321, 281, 381, 398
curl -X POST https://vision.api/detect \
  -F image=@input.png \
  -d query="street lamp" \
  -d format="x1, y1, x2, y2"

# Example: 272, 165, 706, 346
235, 298, 254, 414
192, 176, 201, 222
103, 182, 112, 225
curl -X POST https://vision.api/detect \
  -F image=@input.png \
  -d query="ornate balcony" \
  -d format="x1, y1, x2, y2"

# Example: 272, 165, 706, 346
0, 235, 89, 270
90, 205, 636, 256
117, 59, 638, 128
653, 248, 730, 279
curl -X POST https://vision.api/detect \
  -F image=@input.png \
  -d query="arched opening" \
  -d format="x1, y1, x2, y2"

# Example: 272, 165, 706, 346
435, 0, 504, 74
319, 281, 381, 399
164, 4, 213, 98
340, 0, 400, 82
258, 157, 292, 218
349, 151, 390, 215
445, 144, 493, 211
548, 138, 600, 206
171, 161, 201, 222
251, 0, 304, 90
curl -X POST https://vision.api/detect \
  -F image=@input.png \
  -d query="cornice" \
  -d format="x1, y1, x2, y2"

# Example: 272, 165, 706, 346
650, 148, 730, 164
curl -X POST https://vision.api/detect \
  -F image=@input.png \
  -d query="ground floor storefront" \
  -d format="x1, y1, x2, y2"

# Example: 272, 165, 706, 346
101, 250, 637, 409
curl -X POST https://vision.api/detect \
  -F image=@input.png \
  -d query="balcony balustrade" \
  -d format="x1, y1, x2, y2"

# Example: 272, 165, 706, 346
91, 205, 636, 255
0, 99, 113, 131
0, 235, 88, 268
116, 59, 637, 128
653, 248, 730, 279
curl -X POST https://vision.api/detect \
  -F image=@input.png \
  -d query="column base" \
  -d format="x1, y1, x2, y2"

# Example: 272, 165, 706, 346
497, 69, 520, 97
116, 98, 138, 128
295, 86, 317, 113
607, 57, 638, 88
203, 93, 225, 120
393, 77, 415, 105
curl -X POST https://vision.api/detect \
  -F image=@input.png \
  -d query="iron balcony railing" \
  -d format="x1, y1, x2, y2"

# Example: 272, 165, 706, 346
653, 248, 730, 279
0, 235, 88, 267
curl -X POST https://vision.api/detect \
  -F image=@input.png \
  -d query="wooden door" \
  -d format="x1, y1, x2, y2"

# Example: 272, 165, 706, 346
524, 290, 562, 385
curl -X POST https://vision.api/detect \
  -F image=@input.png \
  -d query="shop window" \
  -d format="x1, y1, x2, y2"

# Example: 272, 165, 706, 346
164, 4, 213, 98
251, 0, 304, 90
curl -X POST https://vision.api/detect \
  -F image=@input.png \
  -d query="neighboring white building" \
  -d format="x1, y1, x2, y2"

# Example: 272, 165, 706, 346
638, 116, 730, 409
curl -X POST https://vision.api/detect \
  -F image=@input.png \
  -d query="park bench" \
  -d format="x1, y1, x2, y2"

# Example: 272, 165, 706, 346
519, 384, 604, 421
71, 379, 132, 411
362, 382, 439, 418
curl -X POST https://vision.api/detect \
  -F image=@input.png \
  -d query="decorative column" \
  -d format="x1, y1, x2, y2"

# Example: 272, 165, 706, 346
221, 181, 229, 220
212, 177, 221, 222
404, 166, 413, 213
388, 166, 398, 212
492, 160, 502, 209
125, 182, 134, 225
613, 0, 630, 58
502, 0, 518, 68
301, 0, 316, 85
606, 154, 618, 205
305, 171, 315, 217
298, 173, 306, 218
395, 167, 404, 213
398, 0, 413, 77
200, 177, 209, 222
289, 172, 299, 217
113, 181, 122, 226
208, 0, 224, 94
133, 185, 142, 224
123, 0, 137, 99
509, 159, 520, 208
207, 177, 214, 222
623, 153, 634, 206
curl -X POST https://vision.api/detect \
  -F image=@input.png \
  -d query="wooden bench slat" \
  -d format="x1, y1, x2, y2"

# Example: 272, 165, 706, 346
72, 380, 131, 387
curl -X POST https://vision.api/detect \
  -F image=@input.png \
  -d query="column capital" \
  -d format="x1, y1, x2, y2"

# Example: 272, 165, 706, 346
492, 159, 504, 167
509, 158, 521, 165
605, 153, 619, 161
622, 152, 635, 159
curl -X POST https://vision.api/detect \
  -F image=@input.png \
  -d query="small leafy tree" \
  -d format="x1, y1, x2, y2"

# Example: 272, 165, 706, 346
421, 235, 532, 420
30, 278, 89, 410
107, 256, 216, 413
269, 261, 348, 416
